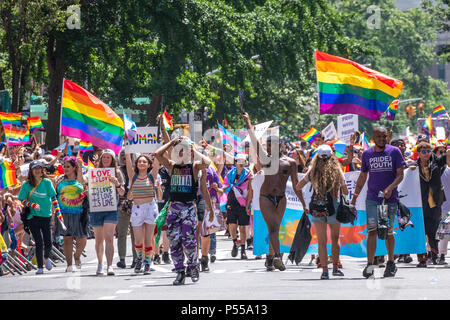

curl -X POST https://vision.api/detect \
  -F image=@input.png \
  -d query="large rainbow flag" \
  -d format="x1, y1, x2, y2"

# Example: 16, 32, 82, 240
60, 79, 124, 154
0, 160, 17, 189
316, 50, 403, 121
432, 105, 448, 119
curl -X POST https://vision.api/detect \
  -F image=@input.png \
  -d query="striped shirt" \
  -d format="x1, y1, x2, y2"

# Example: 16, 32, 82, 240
131, 176, 155, 199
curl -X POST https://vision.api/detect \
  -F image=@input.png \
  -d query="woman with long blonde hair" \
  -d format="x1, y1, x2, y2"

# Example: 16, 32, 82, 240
296, 145, 348, 280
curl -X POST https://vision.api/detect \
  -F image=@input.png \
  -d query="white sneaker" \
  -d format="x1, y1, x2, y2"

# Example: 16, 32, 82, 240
36, 268, 44, 275
96, 264, 104, 276
44, 258, 52, 271
66, 265, 74, 273
107, 265, 115, 276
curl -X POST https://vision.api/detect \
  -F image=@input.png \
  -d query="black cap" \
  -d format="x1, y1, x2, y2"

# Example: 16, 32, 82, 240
29, 160, 44, 170
417, 134, 428, 142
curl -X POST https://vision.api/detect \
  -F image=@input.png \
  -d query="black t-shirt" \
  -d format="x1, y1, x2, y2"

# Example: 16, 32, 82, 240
158, 166, 171, 203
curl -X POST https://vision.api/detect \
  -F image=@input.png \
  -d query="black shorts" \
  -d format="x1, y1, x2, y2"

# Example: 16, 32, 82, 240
226, 203, 249, 226
195, 197, 205, 222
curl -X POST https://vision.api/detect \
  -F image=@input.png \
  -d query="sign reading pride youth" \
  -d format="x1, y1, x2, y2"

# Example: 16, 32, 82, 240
88, 168, 117, 212
253, 169, 426, 257
124, 127, 162, 153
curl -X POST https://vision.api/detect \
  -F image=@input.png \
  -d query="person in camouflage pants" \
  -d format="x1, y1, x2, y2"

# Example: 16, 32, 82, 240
166, 202, 198, 274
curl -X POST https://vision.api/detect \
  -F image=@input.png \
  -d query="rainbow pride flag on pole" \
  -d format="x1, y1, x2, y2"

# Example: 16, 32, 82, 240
316, 50, 403, 121
300, 127, 320, 143
385, 99, 399, 121
218, 123, 242, 152
60, 79, 124, 155
5, 125, 30, 146
162, 110, 173, 131
0, 112, 22, 127
432, 105, 448, 119
422, 114, 433, 136
79, 140, 94, 152
0, 160, 18, 189
27, 116, 44, 133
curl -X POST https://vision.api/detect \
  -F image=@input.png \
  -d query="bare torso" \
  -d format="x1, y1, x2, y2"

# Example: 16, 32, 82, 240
260, 155, 295, 196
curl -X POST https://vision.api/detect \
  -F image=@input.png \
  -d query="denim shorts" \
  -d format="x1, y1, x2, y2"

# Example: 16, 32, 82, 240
310, 200, 339, 225
89, 210, 118, 227
365, 199, 397, 234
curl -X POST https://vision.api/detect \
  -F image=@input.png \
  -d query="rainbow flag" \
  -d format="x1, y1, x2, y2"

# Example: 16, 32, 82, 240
333, 140, 346, 159
88, 159, 95, 169
300, 127, 320, 143
316, 50, 403, 121
0, 160, 18, 189
5, 125, 30, 146
27, 116, 44, 133
0, 112, 22, 127
422, 114, 433, 136
162, 110, 173, 131
60, 79, 124, 155
432, 105, 448, 119
218, 123, 242, 152
79, 140, 93, 152
385, 99, 399, 121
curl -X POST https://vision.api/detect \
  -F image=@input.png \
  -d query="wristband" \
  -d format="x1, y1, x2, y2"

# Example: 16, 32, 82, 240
353, 193, 359, 197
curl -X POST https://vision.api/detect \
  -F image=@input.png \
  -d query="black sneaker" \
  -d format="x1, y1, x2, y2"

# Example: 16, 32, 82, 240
321, 271, 329, 280
404, 255, 413, 263
190, 267, 200, 282
397, 255, 405, 263
173, 271, 185, 285
231, 243, 238, 257
247, 237, 253, 249
200, 256, 209, 272
417, 261, 427, 268
273, 257, 286, 271
143, 263, 151, 275
130, 260, 137, 269
383, 261, 397, 277
241, 246, 247, 260
363, 264, 375, 278
332, 269, 344, 276
265, 256, 275, 271
185, 267, 192, 277
134, 259, 143, 273
438, 254, 447, 265
116, 259, 126, 269
162, 252, 171, 264
210, 254, 216, 263
153, 254, 161, 265
255, 255, 262, 260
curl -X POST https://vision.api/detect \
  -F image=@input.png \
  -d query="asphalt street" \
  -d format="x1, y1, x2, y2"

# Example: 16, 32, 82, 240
1, 231, 449, 300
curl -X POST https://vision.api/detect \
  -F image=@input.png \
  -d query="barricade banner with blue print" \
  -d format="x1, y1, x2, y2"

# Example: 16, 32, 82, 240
253, 169, 426, 257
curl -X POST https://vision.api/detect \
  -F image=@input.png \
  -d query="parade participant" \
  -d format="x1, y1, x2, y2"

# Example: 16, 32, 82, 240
116, 151, 138, 269
155, 136, 211, 285
155, 162, 172, 265
296, 145, 348, 279
125, 153, 160, 275
351, 127, 406, 278
54, 156, 87, 272
89, 150, 125, 276
439, 164, 450, 265
242, 112, 303, 271
289, 148, 307, 173
18, 160, 65, 275
223, 153, 252, 260
412, 142, 450, 267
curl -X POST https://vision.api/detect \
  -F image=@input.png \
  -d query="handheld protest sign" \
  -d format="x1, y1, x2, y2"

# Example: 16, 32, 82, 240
88, 168, 117, 212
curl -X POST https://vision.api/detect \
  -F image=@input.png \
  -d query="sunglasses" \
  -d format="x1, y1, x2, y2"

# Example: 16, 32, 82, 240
420, 150, 432, 155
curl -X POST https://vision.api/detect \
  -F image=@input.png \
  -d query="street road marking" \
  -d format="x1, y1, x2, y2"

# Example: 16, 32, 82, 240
140, 280, 156, 284
212, 269, 226, 273
151, 265, 171, 273
115, 290, 132, 294
97, 296, 117, 300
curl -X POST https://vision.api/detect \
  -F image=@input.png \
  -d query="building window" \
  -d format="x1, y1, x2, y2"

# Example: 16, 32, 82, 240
438, 62, 446, 82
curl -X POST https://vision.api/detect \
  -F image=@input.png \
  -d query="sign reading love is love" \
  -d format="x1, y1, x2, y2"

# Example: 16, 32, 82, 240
88, 168, 117, 212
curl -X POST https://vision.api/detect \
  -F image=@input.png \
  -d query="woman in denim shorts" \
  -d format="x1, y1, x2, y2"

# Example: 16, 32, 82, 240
296, 145, 348, 280
89, 149, 125, 276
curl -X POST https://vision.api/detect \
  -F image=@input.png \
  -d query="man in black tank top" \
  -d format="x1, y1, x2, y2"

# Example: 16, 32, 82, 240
155, 136, 211, 285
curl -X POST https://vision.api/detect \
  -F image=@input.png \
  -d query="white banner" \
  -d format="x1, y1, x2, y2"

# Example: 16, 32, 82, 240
88, 168, 117, 212
322, 122, 338, 140
124, 127, 162, 153
337, 114, 358, 144
243, 121, 273, 143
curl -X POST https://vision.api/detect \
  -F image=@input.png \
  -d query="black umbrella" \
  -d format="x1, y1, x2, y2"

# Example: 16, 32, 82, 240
288, 213, 312, 265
